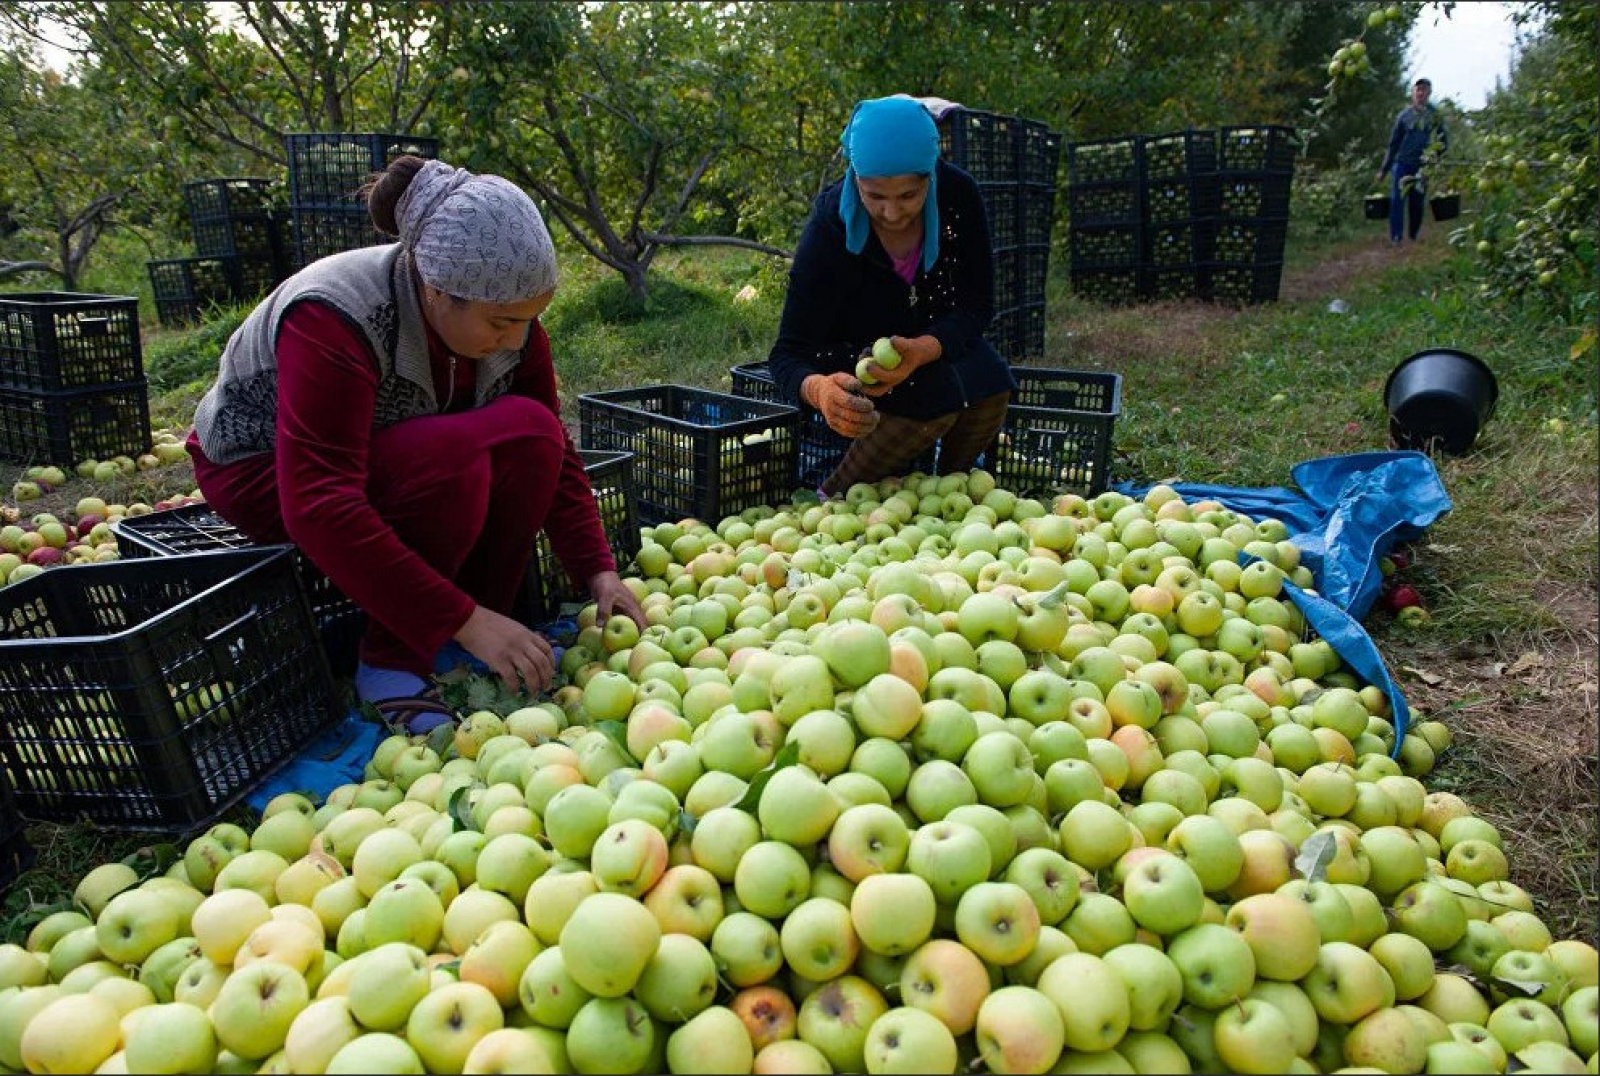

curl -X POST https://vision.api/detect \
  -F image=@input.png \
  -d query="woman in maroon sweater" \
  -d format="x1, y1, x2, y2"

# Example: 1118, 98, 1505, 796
189, 156, 644, 727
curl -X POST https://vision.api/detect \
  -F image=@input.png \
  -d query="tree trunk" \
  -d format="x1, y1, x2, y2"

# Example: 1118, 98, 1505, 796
622, 261, 649, 302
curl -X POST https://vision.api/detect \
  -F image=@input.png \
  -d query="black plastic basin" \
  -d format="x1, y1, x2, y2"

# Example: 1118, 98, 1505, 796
1385, 347, 1498, 455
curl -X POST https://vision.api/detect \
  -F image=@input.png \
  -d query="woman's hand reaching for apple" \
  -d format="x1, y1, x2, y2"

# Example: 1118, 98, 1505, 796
857, 335, 940, 398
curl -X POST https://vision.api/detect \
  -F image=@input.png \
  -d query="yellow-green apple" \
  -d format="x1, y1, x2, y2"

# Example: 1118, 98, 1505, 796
458, 920, 540, 1008
1447, 840, 1510, 886
544, 784, 613, 860
689, 806, 762, 883
758, 766, 841, 848
284, 996, 362, 1074
1213, 996, 1298, 1074
1223, 891, 1321, 981
953, 882, 1041, 966
1247, 979, 1321, 1058
1390, 880, 1469, 952
666, 1005, 754, 1075
1485, 998, 1570, 1055
191, 888, 273, 965
1122, 854, 1206, 936
1061, 891, 1137, 956
347, 942, 431, 1032
1002, 847, 1081, 927
1165, 814, 1244, 894
1342, 1005, 1428, 1072
850, 872, 937, 957
795, 975, 887, 1074
1359, 826, 1428, 900
642, 864, 724, 941
973, 984, 1065, 1073
19, 992, 121, 1074
1101, 942, 1184, 1031
589, 820, 668, 898
734, 840, 812, 919
1491, 948, 1570, 1007
906, 821, 992, 905
559, 892, 660, 998
234, 917, 323, 978
780, 897, 860, 982
1058, 798, 1131, 872
564, 996, 658, 1075
517, 945, 592, 1029
899, 938, 991, 1036
1165, 922, 1257, 1009
94, 888, 179, 966
1302, 941, 1391, 1024
785, 710, 856, 778
362, 877, 445, 951
1371, 929, 1440, 1001
74, 863, 139, 918
1044, 758, 1107, 816
211, 960, 310, 1061
711, 912, 784, 990
121, 999, 217, 1074
1560, 985, 1597, 1057
403, 980, 503, 1073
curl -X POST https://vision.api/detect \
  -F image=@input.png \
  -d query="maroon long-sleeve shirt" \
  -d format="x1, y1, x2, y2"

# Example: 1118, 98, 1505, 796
191, 299, 615, 658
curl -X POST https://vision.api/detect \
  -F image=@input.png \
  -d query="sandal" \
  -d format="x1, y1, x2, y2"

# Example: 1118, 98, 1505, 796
371, 694, 458, 736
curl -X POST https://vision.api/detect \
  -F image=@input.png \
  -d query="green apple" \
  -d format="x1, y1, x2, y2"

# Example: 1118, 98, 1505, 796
1224, 891, 1321, 981
850, 872, 937, 957
210, 960, 310, 1061
795, 975, 888, 1074
325, 1032, 425, 1074
1302, 940, 1390, 1024
559, 892, 660, 998
781, 897, 860, 982
1486, 997, 1570, 1055
18, 992, 121, 1075
953, 882, 1041, 967
1122, 853, 1205, 937
121, 999, 218, 1075
973, 984, 1065, 1073
346, 942, 431, 1033
94, 888, 179, 966
899, 938, 991, 1036
1214, 996, 1298, 1074
403, 980, 504, 1073
1165, 922, 1257, 1009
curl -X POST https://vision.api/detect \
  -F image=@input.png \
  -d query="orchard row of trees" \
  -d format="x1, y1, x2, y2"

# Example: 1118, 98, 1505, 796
0, 1, 1592, 316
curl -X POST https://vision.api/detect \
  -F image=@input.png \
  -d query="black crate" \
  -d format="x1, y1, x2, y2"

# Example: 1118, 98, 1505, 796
1069, 264, 1142, 305
111, 504, 365, 678
285, 132, 442, 209
1203, 261, 1284, 304
1067, 136, 1141, 186
192, 212, 290, 266
522, 450, 643, 622
992, 249, 1021, 312
730, 362, 936, 486
940, 110, 1021, 184
1211, 217, 1289, 265
1021, 186, 1057, 247
1142, 130, 1217, 181
290, 207, 396, 270
184, 177, 278, 221
1219, 126, 1297, 173
992, 303, 1048, 360
979, 184, 1019, 251
1066, 182, 1141, 227
0, 548, 344, 831
0, 769, 35, 892
1018, 121, 1062, 187
1143, 264, 1204, 302
977, 367, 1121, 498
1216, 171, 1293, 219
148, 256, 278, 328
0, 381, 150, 466
579, 386, 801, 526
0, 292, 142, 393
1070, 223, 1142, 268
1145, 174, 1221, 224
1147, 219, 1214, 267
1020, 245, 1050, 307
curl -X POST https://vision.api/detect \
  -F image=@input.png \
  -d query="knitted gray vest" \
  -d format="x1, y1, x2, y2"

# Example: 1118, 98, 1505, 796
192, 244, 521, 465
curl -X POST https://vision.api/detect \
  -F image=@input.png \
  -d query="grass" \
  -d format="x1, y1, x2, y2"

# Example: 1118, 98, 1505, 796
3, 209, 1596, 943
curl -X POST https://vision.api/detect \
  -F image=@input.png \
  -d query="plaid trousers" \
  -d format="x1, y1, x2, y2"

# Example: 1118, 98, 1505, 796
820, 390, 1011, 495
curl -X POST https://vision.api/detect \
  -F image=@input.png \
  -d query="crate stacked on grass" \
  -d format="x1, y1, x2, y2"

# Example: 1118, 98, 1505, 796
519, 449, 643, 624
147, 177, 291, 328
1066, 135, 1143, 305
0, 766, 34, 891
286, 132, 441, 270
940, 108, 1061, 360
0, 292, 150, 465
0, 548, 343, 831
973, 366, 1122, 498
1136, 129, 1218, 301
112, 503, 365, 679
729, 361, 936, 490
1204, 125, 1295, 304
578, 385, 800, 527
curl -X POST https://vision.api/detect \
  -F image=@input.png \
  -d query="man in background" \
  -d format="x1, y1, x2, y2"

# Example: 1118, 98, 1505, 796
1378, 78, 1450, 245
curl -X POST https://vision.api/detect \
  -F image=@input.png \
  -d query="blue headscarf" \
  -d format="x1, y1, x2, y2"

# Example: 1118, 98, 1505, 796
838, 96, 941, 273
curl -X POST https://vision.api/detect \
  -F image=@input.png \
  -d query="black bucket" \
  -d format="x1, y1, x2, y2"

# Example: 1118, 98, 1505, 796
1430, 194, 1461, 222
1364, 194, 1390, 221
1385, 347, 1498, 455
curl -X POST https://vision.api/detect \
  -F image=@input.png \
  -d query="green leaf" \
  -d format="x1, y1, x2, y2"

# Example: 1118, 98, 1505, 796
678, 808, 698, 836
425, 721, 457, 759
1294, 830, 1337, 885
595, 720, 632, 758
122, 843, 180, 881
448, 784, 478, 833
1491, 976, 1548, 999
733, 741, 802, 813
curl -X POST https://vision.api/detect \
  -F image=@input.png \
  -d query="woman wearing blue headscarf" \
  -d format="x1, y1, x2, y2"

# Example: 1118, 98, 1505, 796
767, 96, 1016, 494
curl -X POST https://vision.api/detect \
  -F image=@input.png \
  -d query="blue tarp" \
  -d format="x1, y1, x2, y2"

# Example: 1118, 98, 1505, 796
1115, 450, 1454, 754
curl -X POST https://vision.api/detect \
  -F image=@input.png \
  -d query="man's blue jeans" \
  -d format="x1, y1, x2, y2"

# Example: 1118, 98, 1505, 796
1390, 163, 1425, 242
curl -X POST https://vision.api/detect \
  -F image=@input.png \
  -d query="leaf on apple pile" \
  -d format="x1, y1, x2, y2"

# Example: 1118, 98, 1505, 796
121, 843, 180, 883
1294, 829, 1337, 885
447, 784, 477, 833
1491, 976, 1550, 999
677, 808, 698, 836
594, 720, 631, 759
734, 741, 802, 814
424, 721, 457, 760
1401, 665, 1444, 686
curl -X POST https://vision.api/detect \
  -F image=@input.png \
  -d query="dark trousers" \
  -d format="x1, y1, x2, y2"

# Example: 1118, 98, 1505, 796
820, 390, 1011, 495
1390, 163, 1426, 242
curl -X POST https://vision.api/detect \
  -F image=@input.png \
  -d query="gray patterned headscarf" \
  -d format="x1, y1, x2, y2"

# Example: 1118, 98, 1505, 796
394, 159, 558, 303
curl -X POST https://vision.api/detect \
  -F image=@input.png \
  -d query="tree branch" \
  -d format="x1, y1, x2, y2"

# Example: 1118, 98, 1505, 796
0, 261, 64, 283
640, 232, 792, 259
654, 150, 715, 238
508, 164, 623, 271
239, 2, 317, 125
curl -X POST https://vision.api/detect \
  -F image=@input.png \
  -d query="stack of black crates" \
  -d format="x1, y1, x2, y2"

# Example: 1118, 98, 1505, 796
147, 178, 292, 328
939, 109, 1062, 360
0, 292, 151, 465
1067, 125, 1295, 304
285, 133, 440, 271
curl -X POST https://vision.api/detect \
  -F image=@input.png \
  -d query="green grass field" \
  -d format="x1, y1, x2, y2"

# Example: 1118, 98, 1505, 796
4, 214, 1595, 941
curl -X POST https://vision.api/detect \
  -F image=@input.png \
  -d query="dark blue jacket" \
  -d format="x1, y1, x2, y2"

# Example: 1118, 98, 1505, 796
768, 160, 1016, 421
1380, 104, 1448, 175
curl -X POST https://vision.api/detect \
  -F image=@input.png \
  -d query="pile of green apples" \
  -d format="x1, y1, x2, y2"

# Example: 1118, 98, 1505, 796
0, 471, 1594, 1075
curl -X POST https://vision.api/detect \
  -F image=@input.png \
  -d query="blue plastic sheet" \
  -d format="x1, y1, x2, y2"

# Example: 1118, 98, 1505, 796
1116, 450, 1454, 755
